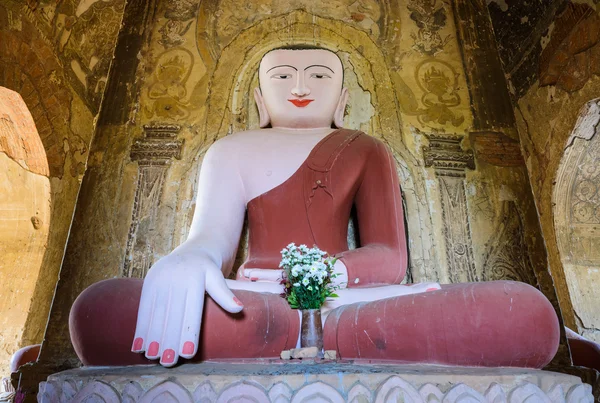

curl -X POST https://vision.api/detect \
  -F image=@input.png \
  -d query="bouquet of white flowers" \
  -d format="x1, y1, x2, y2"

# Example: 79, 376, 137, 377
279, 243, 339, 309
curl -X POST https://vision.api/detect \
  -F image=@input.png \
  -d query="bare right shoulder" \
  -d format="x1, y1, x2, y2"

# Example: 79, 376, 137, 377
205, 129, 266, 160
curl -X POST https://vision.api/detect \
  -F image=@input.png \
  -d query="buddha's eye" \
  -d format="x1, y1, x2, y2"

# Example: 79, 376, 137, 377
272, 74, 292, 79
310, 73, 331, 79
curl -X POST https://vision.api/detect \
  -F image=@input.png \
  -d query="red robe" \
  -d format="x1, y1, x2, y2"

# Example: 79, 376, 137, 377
242, 128, 407, 286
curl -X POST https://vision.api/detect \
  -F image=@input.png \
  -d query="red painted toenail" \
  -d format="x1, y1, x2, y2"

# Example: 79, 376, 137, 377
132, 337, 143, 351
162, 349, 175, 364
234, 297, 243, 306
182, 341, 194, 355
148, 341, 159, 357
426, 287, 438, 292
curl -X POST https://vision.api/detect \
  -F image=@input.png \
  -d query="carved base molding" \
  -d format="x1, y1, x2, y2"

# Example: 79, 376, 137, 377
37, 362, 593, 402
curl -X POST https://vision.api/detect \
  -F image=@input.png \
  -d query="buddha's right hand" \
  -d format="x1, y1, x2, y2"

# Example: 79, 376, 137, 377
130, 251, 243, 367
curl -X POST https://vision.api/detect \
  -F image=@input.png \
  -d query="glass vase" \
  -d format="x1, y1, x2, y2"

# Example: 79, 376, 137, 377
300, 309, 323, 351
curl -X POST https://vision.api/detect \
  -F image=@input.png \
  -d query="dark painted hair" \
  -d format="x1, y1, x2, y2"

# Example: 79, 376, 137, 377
259, 44, 344, 85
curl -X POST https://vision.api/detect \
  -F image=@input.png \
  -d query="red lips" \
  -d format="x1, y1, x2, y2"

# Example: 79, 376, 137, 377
288, 99, 314, 107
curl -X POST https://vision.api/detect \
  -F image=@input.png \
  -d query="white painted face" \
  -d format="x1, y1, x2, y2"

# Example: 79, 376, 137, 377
255, 49, 348, 129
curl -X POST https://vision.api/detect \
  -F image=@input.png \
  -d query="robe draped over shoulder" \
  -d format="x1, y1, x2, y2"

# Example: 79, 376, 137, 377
242, 128, 408, 287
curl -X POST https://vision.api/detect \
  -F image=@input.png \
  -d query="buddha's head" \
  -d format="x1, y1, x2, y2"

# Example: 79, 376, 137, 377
255, 46, 348, 129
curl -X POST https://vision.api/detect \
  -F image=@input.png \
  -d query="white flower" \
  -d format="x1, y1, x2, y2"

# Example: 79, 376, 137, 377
307, 285, 313, 291
293, 282, 300, 287
302, 277, 309, 286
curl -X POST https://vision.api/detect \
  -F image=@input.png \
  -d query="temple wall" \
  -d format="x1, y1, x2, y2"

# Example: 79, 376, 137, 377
488, 0, 600, 342
23, 0, 570, 380
0, 0, 124, 376
0, 88, 51, 378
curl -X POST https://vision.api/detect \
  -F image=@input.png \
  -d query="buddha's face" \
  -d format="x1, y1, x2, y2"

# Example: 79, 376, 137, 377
256, 49, 347, 129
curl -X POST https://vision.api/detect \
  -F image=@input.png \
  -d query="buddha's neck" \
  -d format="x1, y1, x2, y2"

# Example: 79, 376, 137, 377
270, 126, 335, 135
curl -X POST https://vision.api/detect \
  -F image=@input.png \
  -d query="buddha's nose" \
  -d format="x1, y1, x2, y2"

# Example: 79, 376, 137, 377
291, 75, 311, 97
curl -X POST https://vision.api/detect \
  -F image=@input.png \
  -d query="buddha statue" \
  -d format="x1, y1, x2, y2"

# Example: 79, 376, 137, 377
69, 47, 560, 369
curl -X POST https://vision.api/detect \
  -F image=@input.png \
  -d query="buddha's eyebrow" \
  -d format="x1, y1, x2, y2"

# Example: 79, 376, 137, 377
304, 65, 335, 73
266, 65, 298, 73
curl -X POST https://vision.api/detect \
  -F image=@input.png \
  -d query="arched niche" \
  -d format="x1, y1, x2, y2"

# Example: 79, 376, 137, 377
0, 28, 73, 178
553, 98, 600, 342
176, 10, 440, 282
0, 87, 51, 374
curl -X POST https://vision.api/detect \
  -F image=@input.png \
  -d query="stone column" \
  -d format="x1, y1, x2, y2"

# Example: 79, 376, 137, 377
422, 133, 476, 283
124, 124, 183, 278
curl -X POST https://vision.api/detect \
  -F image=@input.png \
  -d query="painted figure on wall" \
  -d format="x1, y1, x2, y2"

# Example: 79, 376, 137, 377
70, 47, 560, 368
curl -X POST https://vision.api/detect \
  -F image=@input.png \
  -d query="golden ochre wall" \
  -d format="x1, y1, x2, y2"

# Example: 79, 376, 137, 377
21, 0, 567, 381
506, 2, 600, 342
0, 0, 124, 376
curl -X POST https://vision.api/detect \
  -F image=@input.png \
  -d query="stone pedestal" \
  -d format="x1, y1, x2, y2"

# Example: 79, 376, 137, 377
37, 362, 593, 402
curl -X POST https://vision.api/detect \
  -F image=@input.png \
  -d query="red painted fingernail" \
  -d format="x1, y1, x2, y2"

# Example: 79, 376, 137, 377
162, 348, 175, 364
426, 287, 438, 292
182, 341, 195, 355
148, 341, 159, 357
132, 337, 143, 351
250, 277, 258, 281
234, 297, 243, 306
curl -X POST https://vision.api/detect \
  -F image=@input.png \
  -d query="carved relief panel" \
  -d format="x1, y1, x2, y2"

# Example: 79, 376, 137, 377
422, 132, 476, 283
123, 124, 183, 278
554, 100, 600, 341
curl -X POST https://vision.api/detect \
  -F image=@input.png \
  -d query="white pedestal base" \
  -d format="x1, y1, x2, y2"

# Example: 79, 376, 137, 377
38, 362, 593, 402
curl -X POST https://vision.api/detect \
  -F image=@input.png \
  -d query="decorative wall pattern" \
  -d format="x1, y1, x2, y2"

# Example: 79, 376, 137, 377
569, 140, 600, 226
482, 202, 537, 285
553, 99, 600, 342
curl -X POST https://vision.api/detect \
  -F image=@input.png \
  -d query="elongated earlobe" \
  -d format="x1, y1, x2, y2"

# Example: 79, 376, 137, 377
333, 88, 349, 128
254, 87, 271, 128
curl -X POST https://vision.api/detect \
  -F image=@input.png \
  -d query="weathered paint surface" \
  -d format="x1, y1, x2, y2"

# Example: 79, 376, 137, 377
0, 0, 124, 377
489, 0, 600, 341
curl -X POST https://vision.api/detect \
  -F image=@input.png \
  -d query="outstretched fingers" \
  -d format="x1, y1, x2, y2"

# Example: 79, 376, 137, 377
178, 284, 204, 359
144, 288, 168, 360
158, 287, 187, 367
131, 286, 154, 353
206, 269, 244, 313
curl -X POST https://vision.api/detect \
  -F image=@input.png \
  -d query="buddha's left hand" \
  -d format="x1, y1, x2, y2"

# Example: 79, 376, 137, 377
242, 260, 349, 289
